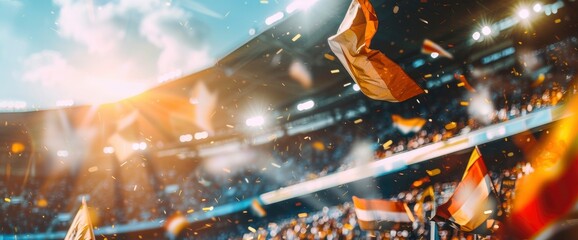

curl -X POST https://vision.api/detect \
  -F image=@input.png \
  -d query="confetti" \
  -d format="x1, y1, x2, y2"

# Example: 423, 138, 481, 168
354, 118, 363, 124
330, 69, 340, 74
426, 168, 441, 176
460, 101, 470, 106
424, 74, 432, 78
292, 33, 301, 42
248, 226, 257, 233
445, 122, 457, 130
554, 19, 561, 23
324, 53, 335, 61
223, 168, 231, 173
298, 213, 308, 218
271, 163, 281, 168
4, 198, 10, 203
507, 152, 514, 157
419, 18, 429, 24
202, 206, 214, 212
343, 82, 352, 87
226, 124, 234, 128
187, 209, 194, 213
393, 5, 399, 14
88, 166, 98, 172
382, 140, 393, 149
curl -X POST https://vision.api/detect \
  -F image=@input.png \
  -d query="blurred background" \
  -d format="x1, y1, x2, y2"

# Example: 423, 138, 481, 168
1, 0, 577, 239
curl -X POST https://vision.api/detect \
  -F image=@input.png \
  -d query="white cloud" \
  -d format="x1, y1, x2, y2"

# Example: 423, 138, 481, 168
140, 7, 212, 75
22, 50, 77, 86
54, 0, 128, 54
13, 0, 216, 107
52, 0, 213, 81
21, 50, 148, 104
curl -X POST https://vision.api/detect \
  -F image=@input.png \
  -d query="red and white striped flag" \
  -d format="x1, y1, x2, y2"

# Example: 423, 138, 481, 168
433, 147, 497, 233
352, 196, 415, 231
421, 39, 453, 59
328, 0, 424, 102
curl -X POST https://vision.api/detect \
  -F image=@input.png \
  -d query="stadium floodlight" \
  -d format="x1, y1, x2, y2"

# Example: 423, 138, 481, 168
57, 150, 69, 157
481, 26, 492, 36
265, 12, 284, 25
286, 0, 318, 14
352, 84, 361, 92
246, 116, 265, 127
179, 134, 193, 143
472, 31, 481, 41
103, 146, 115, 154
132, 142, 147, 151
56, 99, 74, 107
297, 100, 315, 111
533, 3, 542, 12
517, 8, 531, 19
194, 131, 209, 140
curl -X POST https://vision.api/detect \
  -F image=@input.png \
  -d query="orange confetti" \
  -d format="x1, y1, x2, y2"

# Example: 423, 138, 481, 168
445, 122, 457, 130
324, 53, 335, 61
426, 168, 441, 176
455, 74, 476, 92
382, 140, 393, 149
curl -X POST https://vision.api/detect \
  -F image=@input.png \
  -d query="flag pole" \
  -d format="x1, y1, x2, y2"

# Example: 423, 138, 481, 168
430, 186, 437, 240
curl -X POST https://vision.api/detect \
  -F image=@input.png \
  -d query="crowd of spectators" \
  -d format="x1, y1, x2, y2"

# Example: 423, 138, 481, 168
0, 80, 572, 235
218, 160, 534, 240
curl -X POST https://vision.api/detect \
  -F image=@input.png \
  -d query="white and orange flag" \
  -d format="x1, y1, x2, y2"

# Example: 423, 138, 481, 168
421, 39, 454, 59
352, 196, 415, 231
65, 199, 95, 240
391, 114, 426, 134
328, 0, 424, 102
164, 212, 189, 238
433, 147, 497, 234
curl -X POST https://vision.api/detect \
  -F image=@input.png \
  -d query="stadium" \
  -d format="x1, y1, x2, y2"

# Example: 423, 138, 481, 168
1, 0, 578, 239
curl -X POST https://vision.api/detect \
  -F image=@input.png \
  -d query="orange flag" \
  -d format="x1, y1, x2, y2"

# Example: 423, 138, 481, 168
507, 95, 578, 239
455, 74, 476, 92
422, 39, 453, 59
433, 147, 497, 234
391, 114, 426, 134
328, 0, 423, 102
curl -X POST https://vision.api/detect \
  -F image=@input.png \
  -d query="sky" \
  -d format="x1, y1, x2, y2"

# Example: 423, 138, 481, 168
0, 0, 313, 111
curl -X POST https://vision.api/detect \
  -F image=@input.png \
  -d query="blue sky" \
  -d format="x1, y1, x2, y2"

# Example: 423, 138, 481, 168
0, 0, 313, 110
